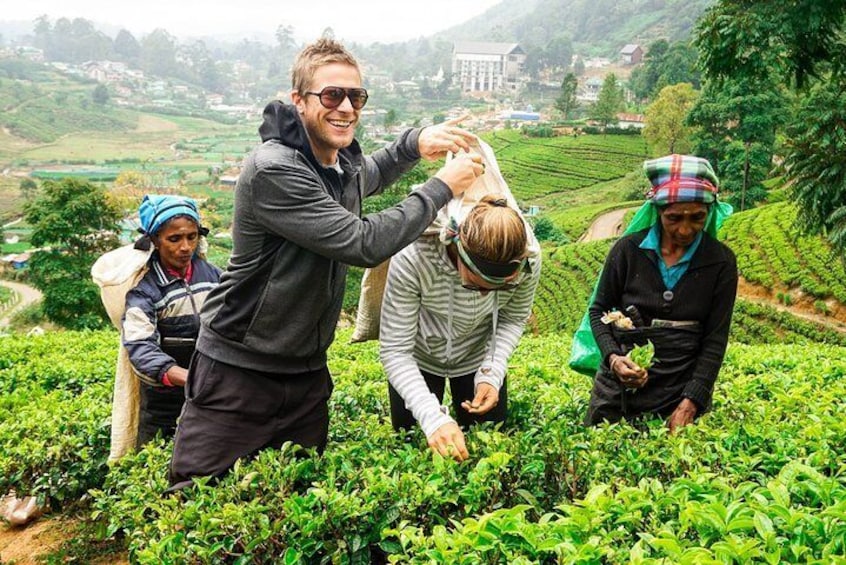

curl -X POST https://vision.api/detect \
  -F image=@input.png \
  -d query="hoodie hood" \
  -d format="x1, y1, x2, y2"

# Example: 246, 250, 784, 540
258, 100, 363, 172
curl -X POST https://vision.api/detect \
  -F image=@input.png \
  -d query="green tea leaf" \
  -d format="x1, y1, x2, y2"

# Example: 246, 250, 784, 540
628, 340, 655, 369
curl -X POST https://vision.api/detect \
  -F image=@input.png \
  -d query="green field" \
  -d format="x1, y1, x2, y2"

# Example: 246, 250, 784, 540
721, 202, 846, 303
485, 130, 650, 200
1, 329, 844, 563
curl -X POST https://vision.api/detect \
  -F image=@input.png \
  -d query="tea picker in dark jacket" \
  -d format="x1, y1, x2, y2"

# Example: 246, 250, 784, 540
122, 194, 221, 447
586, 154, 738, 432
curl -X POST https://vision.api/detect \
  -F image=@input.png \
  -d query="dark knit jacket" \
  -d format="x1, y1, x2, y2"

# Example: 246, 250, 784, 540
589, 228, 738, 411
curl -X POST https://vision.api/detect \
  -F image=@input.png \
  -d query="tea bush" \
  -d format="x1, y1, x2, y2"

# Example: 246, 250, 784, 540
81, 334, 846, 564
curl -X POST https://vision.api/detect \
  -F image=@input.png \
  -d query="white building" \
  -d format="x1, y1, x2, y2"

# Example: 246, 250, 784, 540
578, 77, 604, 102
452, 41, 527, 93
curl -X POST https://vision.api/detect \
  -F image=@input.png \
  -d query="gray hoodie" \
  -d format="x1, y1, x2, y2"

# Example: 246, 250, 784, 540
196, 101, 452, 373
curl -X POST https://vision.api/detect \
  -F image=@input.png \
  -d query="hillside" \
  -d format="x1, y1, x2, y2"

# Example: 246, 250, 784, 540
3, 84, 846, 559
486, 130, 649, 199
438, 0, 714, 56
0, 61, 137, 144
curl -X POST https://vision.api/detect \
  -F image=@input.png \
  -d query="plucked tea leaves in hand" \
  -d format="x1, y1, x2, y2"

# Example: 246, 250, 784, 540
628, 340, 655, 370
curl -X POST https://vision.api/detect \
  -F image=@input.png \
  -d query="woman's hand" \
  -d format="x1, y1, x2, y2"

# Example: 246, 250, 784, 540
165, 366, 189, 387
609, 353, 648, 388
427, 422, 469, 462
668, 398, 698, 433
460, 383, 499, 415
417, 115, 477, 161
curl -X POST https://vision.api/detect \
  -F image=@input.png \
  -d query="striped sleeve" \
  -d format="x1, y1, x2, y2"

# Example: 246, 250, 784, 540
122, 286, 175, 385
475, 254, 542, 390
379, 249, 454, 438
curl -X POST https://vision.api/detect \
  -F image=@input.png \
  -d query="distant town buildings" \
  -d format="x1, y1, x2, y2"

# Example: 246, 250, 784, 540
452, 41, 527, 93
578, 77, 604, 103
616, 113, 646, 129
620, 44, 644, 65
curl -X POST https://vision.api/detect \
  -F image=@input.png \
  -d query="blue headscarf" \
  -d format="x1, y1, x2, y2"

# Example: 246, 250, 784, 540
138, 194, 201, 236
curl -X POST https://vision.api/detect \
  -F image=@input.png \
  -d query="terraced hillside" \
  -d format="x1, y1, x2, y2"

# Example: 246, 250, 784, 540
483, 130, 650, 200
720, 202, 846, 316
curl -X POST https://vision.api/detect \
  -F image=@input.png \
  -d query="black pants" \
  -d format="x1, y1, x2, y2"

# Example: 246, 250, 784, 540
389, 370, 507, 432
137, 382, 185, 448
585, 371, 685, 426
168, 352, 333, 490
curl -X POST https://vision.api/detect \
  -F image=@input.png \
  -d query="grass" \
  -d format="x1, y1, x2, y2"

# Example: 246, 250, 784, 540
1, 242, 30, 253
0, 177, 27, 223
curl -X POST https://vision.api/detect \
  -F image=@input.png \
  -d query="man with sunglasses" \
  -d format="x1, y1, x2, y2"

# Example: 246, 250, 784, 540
168, 38, 483, 489
380, 196, 541, 462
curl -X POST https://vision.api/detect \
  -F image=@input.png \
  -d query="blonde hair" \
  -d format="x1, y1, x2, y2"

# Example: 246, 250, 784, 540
291, 38, 361, 95
460, 195, 527, 263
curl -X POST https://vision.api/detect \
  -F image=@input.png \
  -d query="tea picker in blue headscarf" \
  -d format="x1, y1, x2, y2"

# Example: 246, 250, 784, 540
586, 154, 738, 432
122, 194, 221, 447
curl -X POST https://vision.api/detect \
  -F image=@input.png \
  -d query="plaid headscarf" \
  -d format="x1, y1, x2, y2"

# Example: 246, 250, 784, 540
643, 154, 719, 206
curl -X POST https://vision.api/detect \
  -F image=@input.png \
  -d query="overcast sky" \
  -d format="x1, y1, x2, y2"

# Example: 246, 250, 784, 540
3, 0, 504, 44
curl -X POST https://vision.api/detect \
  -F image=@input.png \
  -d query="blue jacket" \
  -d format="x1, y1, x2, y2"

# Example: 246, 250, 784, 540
122, 254, 221, 386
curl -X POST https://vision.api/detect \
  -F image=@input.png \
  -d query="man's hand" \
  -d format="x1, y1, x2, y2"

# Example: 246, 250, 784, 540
435, 153, 484, 198
166, 366, 189, 387
427, 422, 469, 462
460, 383, 499, 416
609, 353, 648, 388
668, 398, 697, 433
417, 115, 477, 161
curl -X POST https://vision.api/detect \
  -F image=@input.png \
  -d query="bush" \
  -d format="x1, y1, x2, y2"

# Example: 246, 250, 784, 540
530, 216, 569, 245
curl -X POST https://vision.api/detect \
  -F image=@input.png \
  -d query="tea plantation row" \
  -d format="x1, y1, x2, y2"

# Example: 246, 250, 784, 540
0, 330, 844, 563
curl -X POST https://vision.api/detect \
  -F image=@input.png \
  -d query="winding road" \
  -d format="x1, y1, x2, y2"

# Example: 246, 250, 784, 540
577, 207, 630, 242
0, 280, 42, 327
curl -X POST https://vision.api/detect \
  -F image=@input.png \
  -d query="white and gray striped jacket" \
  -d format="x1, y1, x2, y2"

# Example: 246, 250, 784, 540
379, 235, 541, 437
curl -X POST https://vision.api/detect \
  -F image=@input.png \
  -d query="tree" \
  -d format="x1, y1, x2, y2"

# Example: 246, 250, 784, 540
695, 0, 846, 245
555, 73, 579, 119
24, 178, 122, 329
275, 24, 297, 59
687, 76, 786, 211
19, 178, 38, 201
530, 216, 569, 245
629, 40, 700, 101
643, 83, 698, 155
544, 34, 573, 72
573, 57, 585, 77
92, 83, 109, 105
657, 42, 700, 91
696, 1, 845, 90
33, 15, 52, 52
383, 109, 398, 132
784, 82, 846, 248
590, 73, 624, 130
114, 29, 140, 63
182, 40, 224, 93
140, 28, 178, 78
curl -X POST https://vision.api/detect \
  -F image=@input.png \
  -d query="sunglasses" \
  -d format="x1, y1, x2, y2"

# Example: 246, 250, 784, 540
305, 86, 369, 110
